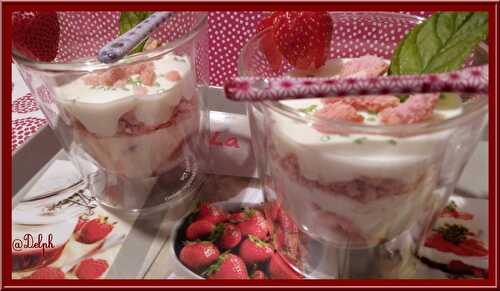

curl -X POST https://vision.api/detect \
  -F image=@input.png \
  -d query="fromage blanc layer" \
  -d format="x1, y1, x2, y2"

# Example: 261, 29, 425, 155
54, 54, 195, 137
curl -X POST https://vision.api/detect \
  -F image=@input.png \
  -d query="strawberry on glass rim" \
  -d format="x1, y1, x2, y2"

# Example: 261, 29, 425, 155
256, 11, 333, 71
12, 11, 60, 62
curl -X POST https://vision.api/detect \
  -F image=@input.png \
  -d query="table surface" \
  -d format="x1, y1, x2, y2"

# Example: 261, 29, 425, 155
11, 11, 433, 152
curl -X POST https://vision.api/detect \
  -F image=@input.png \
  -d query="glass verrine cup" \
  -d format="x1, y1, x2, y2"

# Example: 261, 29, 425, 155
13, 12, 209, 213
242, 12, 488, 278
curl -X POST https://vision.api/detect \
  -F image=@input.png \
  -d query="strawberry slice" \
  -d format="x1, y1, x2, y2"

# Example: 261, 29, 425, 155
12, 12, 60, 62
256, 12, 284, 72
273, 12, 332, 70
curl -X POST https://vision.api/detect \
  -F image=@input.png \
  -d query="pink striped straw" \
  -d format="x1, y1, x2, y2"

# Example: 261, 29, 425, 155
224, 65, 488, 101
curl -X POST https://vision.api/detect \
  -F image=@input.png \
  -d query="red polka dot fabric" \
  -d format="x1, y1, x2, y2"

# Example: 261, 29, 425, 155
11, 117, 47, 151
12, 11, 433, 152
12, 93, 39, 114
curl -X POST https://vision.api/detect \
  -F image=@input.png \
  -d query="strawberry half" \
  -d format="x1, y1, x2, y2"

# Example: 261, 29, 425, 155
12, 11, 60, 62
74, 258, 109, 279
256, 12, 284, 72
272, 11, 332, 70
74, 216, 114, 244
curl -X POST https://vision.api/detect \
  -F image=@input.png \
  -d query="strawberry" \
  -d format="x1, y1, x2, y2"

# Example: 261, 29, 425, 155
267, 253, 302, 279
23, 267, 65, 279
186, 219, 216, 241
206, 253, 249, 279
256, 12, 284, 72
12, 12, 60, 62
251, 270, 266, 279
239, 235, 274, 264
277, 209, 298, 233
179, 241, 220, 272
228, 208, 263, 223
74, 216, 114, 244
197, 203, 227, 224
74, 258, 109, 279
218, 223, 242, 250
237, 211, 269, 240
273, 12, 332, 70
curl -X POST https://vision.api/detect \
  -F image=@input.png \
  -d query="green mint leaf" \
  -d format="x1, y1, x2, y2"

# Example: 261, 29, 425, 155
119, 11, 153, 55
389, 12, 488, 75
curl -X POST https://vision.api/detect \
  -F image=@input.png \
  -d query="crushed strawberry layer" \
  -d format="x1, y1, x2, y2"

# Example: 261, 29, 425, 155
313, 102, 364, 131
338, 55, 389, 78
279, 153, 411, 203
380, 93, 439, 125
322, 95, 401, 113
83, 61, 157, 87
116, 97, 195, 136
424, 232, 488, 257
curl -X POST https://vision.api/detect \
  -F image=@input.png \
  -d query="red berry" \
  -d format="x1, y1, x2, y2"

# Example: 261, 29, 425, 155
74, 217, 114, 244
228, 208, 263, 223
12, 12, 60, 62
251, 270, 266, 279
197, 203, 227, 224
239, 235, 274, 265
186, 220, 216, 241
277, 210, 299, 233
237, 212, 269, 240
256, 12, 285, 72
207, 253, 249, 279
267, 253, 302, 279
24, 267, 65, 279
218, 223, 242, 250
74, 258, 109, 279
179, 241, 220, 272
273, 12, 332, 70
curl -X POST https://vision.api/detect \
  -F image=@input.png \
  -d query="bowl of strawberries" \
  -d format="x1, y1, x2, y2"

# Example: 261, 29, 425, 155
169, 201, 303, 279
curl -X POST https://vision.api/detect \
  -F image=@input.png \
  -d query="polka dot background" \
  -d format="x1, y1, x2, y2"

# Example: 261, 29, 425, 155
11, 118, 48, 151
12, 11, 432, 152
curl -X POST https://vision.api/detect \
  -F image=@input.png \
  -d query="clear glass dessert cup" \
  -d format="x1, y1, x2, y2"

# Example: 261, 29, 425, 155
13, 12, 209, 213
241, 12, 488, 278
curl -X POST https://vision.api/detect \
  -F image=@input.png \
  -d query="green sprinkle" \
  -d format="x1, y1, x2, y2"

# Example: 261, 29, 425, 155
320, 135, 331, 142
153, 82, 160, 87
353, 137, 368, 144
387, 139, 397, 145
299, 104, 318, 114
367, 111, 378, 116
366, 117, 376, 122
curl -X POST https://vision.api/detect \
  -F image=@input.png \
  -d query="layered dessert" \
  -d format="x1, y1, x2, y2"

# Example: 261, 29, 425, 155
418, 201, 488, 278
266, 56, 464, 247
54, 53, 198, 179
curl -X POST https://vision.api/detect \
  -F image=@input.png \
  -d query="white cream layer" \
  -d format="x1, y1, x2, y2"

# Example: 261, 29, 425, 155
54, 54, 195, 137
